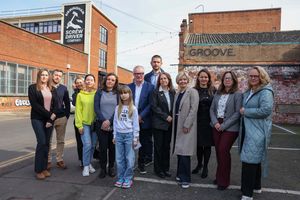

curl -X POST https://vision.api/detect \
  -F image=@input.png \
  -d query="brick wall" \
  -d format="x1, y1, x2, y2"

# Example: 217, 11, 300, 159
90, 6, 117, 81
182, 65, 300, 124
0, 21, 88, 74
189, 8, 281, 34
117, 67, 133, 84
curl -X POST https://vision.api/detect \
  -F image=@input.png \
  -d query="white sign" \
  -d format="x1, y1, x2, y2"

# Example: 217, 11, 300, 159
15, 99, 30, 107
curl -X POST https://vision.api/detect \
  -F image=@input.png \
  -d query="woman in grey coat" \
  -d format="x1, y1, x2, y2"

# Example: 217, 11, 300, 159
171, 72, 199, 189
210, 71, 242, 190
239, 66, 274, 200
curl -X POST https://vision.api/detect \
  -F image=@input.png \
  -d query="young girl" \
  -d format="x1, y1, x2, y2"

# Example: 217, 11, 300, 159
113, 85, 139, 189
75, 74, 97, 177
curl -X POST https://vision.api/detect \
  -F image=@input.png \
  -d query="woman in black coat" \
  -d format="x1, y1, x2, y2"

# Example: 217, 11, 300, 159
28, 69, 58, 180
192, 69, 215, 178
151, 72, 175, 178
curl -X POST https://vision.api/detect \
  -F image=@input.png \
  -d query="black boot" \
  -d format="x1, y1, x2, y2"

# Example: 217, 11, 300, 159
201, 166, 208, 178
108, 167, 116, 177
98, 168, 106, 178
192, 164, 202, 174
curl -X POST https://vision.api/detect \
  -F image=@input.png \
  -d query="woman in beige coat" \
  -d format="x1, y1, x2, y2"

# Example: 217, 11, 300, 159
171, 72, 199, 189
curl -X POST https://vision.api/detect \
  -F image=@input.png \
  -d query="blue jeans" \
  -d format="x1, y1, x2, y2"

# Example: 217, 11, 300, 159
81, 124, 97, 166
115, 132, 135, 182
31, 119, 53, 173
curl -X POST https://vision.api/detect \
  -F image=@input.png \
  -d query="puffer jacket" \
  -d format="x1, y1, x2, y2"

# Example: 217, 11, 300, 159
239, 83, 274, 176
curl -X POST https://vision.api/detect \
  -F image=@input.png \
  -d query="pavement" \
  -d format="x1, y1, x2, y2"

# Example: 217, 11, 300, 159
0, 113, 299, 200
0, 111, 30, 121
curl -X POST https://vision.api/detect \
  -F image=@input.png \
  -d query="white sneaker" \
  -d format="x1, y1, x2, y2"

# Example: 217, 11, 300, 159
254, 189, 262, 194
241, 195, 253, 200
89, 164, 96, 173
82, 166, 89, 177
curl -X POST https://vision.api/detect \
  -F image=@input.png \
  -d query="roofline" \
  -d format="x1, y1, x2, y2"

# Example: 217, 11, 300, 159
190, 30, 300, 35
91, 4, 117, 28
189, 7, 281, 15
185, 42, 300, 46
0, 12, 62, 20
117, 66, 133, 73
0, 20, 88, 55
0, 1, 118, 28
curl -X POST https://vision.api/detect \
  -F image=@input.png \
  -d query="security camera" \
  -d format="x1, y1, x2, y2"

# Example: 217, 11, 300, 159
66, 64, 71, 69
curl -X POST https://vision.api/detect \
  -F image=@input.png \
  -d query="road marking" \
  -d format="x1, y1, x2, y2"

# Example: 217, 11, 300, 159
232, 146, 300, 151
0, 139, 76, 169
102, 188, 117, 200
273, 124, 298, 135
134, 177, 300, 196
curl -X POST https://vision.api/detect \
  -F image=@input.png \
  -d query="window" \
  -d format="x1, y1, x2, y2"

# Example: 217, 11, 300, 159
0, 62, 6, 94
7, 63, 17, 94
21, 20, 61, 34
17, 65, 27, 94
100, 26, 108, 44
0, 62, 38, 96
99, 49, 107, 68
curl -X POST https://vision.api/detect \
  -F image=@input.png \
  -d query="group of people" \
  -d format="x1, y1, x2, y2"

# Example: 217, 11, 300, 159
28, 55, 274, 200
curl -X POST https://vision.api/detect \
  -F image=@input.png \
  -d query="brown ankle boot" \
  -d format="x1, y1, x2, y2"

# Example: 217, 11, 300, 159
42, 170, 51, 177
36, 172, 46, 180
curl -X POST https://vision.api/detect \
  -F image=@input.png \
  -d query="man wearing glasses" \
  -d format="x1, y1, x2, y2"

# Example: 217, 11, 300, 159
128, 65, 154, 174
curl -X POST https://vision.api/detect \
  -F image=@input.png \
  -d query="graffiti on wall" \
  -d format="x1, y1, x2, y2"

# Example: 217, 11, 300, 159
183, 65, 300, 124
0, 97, 30, 111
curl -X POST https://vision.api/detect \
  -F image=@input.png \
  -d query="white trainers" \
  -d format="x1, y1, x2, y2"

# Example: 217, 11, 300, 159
241, 195, 253, 200
82, 166, 89, 177
253, 189, 262, 194
89, 164, 96, 173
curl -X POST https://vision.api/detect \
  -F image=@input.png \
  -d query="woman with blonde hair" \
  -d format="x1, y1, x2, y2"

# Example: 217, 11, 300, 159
171, 72, 199, 189
239, 66, 274, 200
28, 69, 58, 180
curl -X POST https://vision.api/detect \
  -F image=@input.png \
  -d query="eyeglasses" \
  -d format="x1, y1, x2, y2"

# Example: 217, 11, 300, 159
249, 75, 259, 79
224, 77, 232, 80
134, 73, 144, 76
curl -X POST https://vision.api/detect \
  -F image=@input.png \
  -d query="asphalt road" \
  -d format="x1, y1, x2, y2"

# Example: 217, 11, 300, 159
0, 115, 299, 200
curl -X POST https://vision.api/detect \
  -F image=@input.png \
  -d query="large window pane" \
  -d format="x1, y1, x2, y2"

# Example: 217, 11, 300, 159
100, 26, 108, 44
18, 65, 27, 94
99, 49, 107, 68
0, 62, 6, 94
7, 63, 17, 94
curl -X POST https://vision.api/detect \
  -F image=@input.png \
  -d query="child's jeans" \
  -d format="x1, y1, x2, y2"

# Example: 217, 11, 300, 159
115, 132, 135, 182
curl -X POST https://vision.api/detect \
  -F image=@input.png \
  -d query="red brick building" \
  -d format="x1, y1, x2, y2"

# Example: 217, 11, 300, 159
179, 8, 300, 124
0, 1, 132, 112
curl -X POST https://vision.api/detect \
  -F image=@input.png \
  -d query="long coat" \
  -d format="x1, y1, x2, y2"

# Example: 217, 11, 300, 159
171, 87, 199, 156
239, 84, 274, 175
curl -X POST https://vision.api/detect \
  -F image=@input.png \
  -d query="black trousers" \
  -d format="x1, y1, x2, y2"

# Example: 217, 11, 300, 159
31, 119, 52, 173
153, 127, 172, 173
241, 162, 262, 197
138, 129, 153, 167
177, 155, 191, 183
97, 129, 115, 169
74, 120, 83, 163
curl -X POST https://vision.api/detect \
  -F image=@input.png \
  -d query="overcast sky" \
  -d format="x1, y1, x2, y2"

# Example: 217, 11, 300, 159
1, 0, 300, 77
